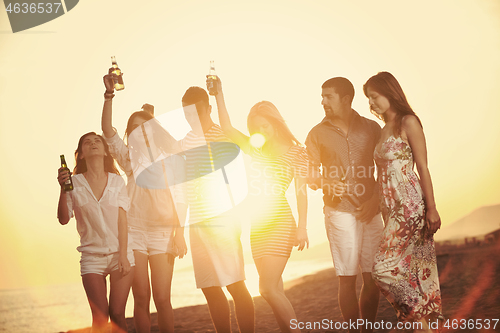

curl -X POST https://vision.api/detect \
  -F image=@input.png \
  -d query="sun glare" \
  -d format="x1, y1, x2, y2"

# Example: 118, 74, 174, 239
250, 133, 266, 148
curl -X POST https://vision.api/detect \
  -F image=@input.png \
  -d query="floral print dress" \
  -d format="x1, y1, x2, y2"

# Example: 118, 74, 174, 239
373, 135, 442, 322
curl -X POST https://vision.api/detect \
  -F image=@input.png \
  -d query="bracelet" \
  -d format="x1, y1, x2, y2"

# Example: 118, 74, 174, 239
104, 92, 115, 101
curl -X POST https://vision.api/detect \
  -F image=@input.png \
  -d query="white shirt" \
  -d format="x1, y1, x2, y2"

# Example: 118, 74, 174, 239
66, 173, 130, 254
105, 131, 187, 230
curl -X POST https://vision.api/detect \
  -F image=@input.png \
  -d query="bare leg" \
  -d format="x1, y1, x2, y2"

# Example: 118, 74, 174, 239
109, 267, 135, 333
149, 253, 175, 333
82, 273, 109, 333
255, 256, 299, 333
360, 272, 379, 333
227, 281, 255, 333
338, 275, 360, 333
132, 252, 151, 333
202, 286, 231, 333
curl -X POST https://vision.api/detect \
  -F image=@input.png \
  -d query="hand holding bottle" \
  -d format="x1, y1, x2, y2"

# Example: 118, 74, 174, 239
57, 163, 72, 224
103, 68, 118, 93
206, 60, 219, 95
58, 155, 73, 191
206, 74, 222, 96
57, 167, 72, 191
110, 56, 124, 91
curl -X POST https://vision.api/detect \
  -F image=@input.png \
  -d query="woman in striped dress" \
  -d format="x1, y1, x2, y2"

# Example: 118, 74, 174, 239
211, 77, 308, 332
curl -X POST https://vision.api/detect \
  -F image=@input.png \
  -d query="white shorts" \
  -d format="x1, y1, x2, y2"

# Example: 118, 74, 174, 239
80, 251, 135, 276
129, 226, 176, 256
324, 206, 384, 276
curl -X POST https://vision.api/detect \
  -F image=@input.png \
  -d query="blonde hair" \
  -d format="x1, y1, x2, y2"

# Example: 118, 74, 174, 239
247, 101, 300, 146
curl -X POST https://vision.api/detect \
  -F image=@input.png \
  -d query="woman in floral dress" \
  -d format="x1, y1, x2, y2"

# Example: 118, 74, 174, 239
363, 72, 443, 331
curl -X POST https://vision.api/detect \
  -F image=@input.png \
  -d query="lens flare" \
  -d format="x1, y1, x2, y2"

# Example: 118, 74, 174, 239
250, 133, 266, 148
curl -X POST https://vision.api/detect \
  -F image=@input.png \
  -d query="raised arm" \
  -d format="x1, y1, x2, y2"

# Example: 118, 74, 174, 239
403, 115, 441, 235
211, 77, 251, 153
102, 69, 117, 138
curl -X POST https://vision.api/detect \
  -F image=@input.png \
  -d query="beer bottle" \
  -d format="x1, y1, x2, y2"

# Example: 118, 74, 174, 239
60, 155, 74, 192
207, 60, 218, 96
111, 56, 125, 91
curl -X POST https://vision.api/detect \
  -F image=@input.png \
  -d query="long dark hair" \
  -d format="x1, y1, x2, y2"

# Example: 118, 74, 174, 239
124, 111, 177, 164
74, 132, 120, 175
363, 72, 422, 137
124, 111, 154, 145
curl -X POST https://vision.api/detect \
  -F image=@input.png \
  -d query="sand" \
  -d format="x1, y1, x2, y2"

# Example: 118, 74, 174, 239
66, 241, 500, 332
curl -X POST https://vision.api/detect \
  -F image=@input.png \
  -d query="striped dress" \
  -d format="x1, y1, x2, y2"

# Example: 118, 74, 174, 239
249, 145, 308, 259
180, 124, 246, 288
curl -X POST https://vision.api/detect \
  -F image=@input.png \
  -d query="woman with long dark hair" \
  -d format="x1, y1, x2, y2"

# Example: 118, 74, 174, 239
364, 72, 443, 331
212, 77, 308, 333
57, 132, 134, 333
101, 71, 187, 333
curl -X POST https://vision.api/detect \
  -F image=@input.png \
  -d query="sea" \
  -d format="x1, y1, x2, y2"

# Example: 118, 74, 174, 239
0, 259, 333, 333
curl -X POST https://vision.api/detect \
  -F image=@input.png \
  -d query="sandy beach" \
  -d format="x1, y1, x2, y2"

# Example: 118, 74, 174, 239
66, 241, 500, 333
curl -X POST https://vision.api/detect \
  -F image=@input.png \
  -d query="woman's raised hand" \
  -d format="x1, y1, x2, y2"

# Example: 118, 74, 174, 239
103, 68, 118, 93
206, 75, 222, 95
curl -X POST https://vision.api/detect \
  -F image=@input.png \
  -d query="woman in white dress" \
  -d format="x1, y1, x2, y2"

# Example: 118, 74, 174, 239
57, 132, 134, 333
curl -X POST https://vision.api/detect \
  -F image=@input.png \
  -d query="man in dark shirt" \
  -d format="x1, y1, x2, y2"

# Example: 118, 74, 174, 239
306, 77, 384, 333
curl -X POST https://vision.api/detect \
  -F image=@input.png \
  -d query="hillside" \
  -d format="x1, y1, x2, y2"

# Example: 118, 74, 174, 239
435, 204, 500, 241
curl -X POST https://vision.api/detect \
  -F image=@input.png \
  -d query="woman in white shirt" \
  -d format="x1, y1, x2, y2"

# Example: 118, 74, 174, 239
101, 71, 188, 333
57, 132, 134, 333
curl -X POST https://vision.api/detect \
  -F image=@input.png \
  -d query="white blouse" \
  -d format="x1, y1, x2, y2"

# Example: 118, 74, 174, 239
66, 173, 131, 254
105, 131, 187, 230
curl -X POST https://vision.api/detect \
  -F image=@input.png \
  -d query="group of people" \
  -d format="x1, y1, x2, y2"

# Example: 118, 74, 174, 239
56, 69, 443, 333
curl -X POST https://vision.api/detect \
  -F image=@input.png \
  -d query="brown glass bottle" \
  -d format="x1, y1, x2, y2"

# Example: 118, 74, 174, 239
60, 155, 74, 191
111, 56, 125, 91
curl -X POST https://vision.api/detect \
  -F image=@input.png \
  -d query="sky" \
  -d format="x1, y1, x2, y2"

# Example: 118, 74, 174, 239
0, 0, 499, 290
